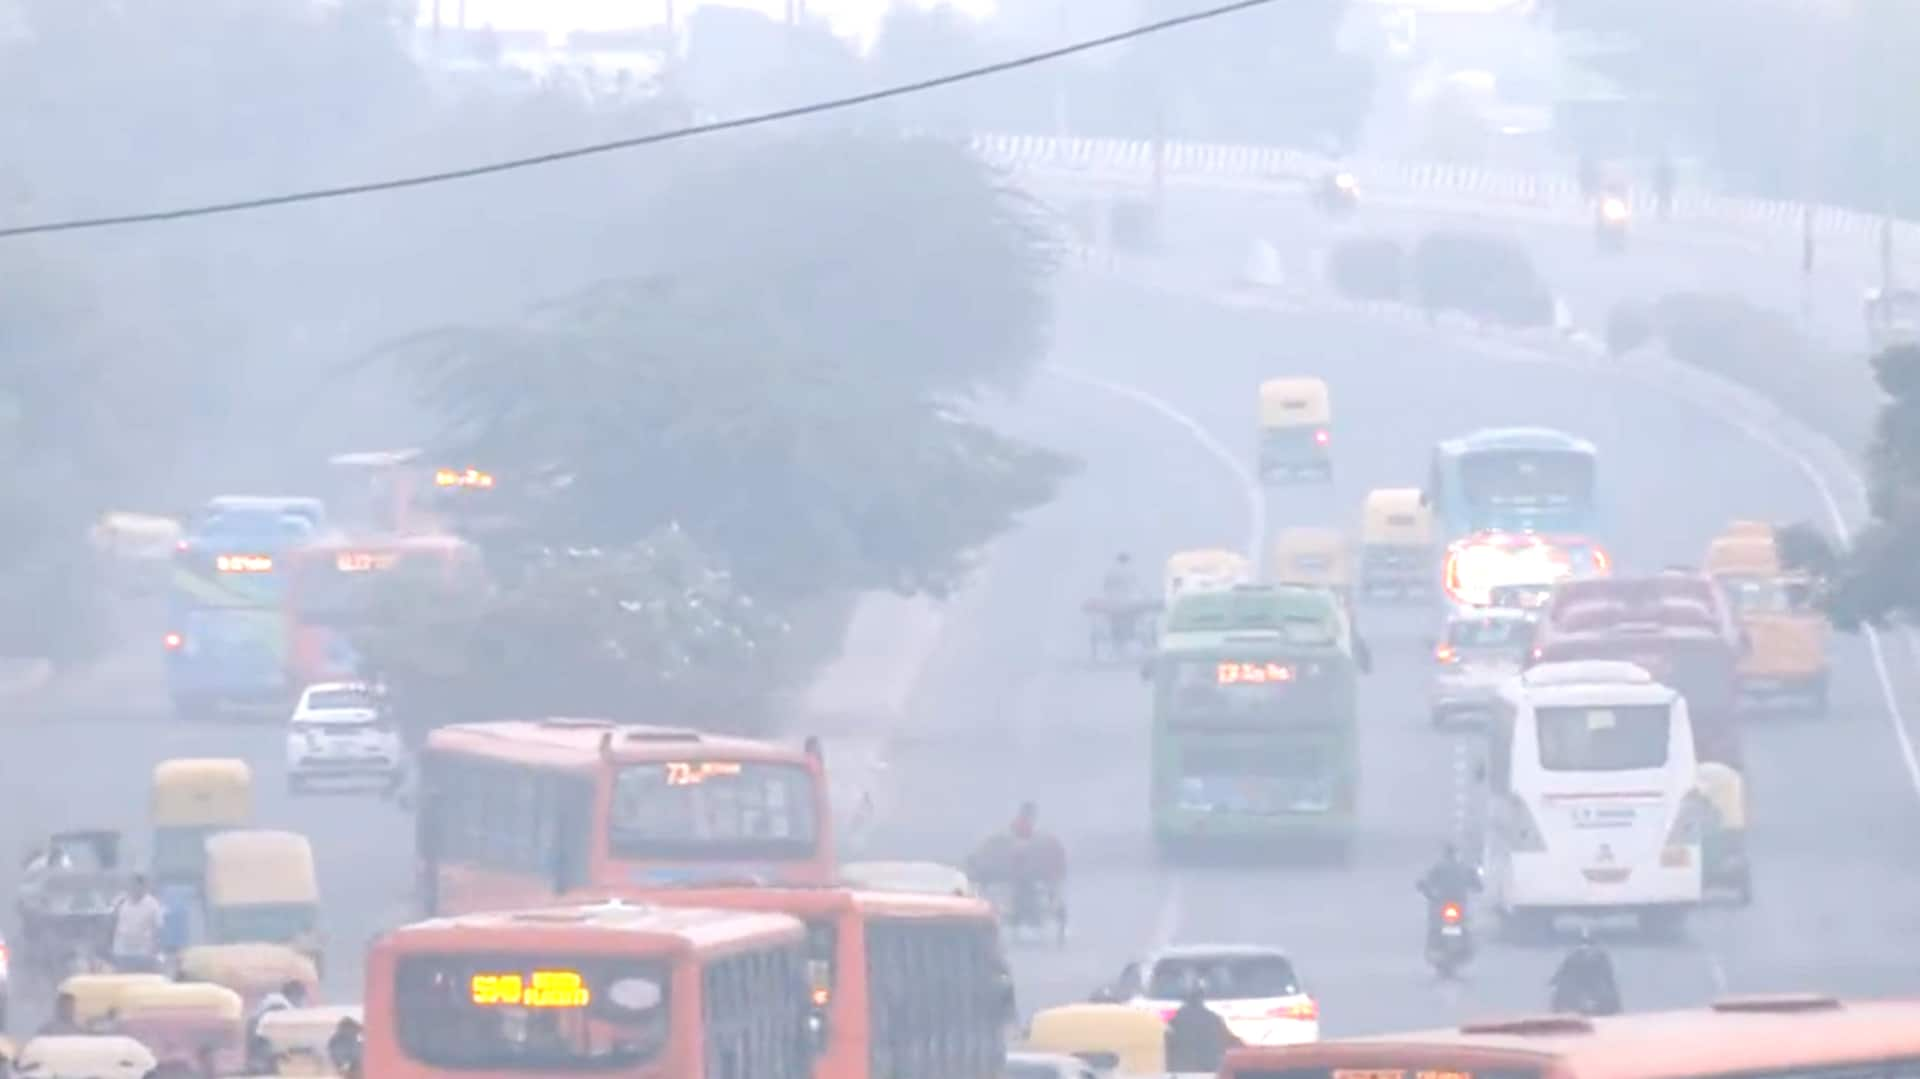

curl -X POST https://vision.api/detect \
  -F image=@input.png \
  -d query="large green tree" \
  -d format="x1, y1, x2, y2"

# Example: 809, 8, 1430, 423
1785, 343, 1920, 628
389, 130, 1070, 600
1549, 0, 1920, 214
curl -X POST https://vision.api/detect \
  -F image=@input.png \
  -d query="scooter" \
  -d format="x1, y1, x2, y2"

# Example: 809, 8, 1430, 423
1425, 900, 1472, 978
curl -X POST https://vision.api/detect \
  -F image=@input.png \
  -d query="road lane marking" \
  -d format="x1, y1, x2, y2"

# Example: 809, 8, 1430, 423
1042, 363, 1268, 951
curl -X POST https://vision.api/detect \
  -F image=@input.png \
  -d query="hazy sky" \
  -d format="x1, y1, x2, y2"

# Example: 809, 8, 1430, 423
424, 0, 1000, 49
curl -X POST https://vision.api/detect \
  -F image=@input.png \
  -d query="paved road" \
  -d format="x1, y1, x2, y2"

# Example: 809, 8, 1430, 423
855, 267, 1920, 1034
2, 191, 1918, 1043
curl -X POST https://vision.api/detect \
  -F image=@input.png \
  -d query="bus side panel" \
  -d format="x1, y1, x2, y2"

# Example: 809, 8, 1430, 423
433, 862, 560, 917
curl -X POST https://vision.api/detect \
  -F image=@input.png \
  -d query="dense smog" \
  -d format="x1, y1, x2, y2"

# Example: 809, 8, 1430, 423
1, 0, 1917, 1077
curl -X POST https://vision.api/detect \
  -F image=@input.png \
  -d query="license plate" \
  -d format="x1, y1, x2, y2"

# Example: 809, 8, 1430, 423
1440, 925, 1464, 936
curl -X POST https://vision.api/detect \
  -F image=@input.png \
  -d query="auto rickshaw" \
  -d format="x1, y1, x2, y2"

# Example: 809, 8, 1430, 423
1697, 762, 1751, 906
11, 1036, 155, 1079
838, 861, 976, 898
151, 759, 253, 897
112, 982, 245, 1077
1256, 377, 1332, 484
1705, 527, 1830, 715
176, 944, 319, 1013
17, 831, 132, 979
204, 832, 322, 970
253, 1006, 362, 1077
1024, 1003, 1166, 1074
1163, 549, 1253, 609
57, 972, 170, 1027
1270, 528, 1353, 609
1358, 488, 1435, 600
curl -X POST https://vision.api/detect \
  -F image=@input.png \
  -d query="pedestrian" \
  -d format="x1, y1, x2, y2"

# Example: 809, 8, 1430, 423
108, 874, 166, 974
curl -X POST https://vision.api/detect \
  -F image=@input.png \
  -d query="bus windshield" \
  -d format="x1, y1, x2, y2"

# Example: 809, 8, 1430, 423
1535, 704, 1670, 771
608, 761, 820, 860
1459, 449, 1593, 510
392, 955, 669, 1071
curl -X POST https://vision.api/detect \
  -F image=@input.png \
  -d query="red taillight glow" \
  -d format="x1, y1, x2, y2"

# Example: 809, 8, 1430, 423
1157, 1007, 1179, 1022
175, 539, 190, 552
1435, 643, 1458, 664
1441, 903, 1462, 923
163, 632, 184, 651
1592, 546, 1612, 573
1313, 429, 1330, 446
1272, 998, 1319, 1021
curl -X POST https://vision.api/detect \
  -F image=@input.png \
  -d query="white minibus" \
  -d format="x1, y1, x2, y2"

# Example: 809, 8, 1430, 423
1481, 660, 1706, 937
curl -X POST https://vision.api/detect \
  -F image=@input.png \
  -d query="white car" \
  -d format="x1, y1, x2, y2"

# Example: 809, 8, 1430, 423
285, 682, 405, 793
1093, 944, 1319, 1047
1429, 606, 1536, 726
1005, 1052, 1103, 1079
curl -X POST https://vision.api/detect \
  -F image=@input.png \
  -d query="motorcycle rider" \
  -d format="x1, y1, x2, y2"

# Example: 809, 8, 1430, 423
1416, 843, 1482, 947
1164, 979, 1242, 1073
1550, 927, 1621, 1015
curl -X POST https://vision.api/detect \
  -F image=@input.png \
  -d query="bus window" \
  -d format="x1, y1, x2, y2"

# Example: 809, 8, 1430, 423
392, 955, 671, 1070
1535, 705, 1671, 772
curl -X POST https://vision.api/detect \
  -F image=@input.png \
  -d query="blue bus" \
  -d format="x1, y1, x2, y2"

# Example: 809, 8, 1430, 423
1426, 427, 1599, 540
164, 497, 326, 718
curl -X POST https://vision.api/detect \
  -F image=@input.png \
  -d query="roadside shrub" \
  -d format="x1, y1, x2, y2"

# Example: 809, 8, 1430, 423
1411, 229, 1551, 327
1324, 236, 1404, 301
1604, 300, 1655, 356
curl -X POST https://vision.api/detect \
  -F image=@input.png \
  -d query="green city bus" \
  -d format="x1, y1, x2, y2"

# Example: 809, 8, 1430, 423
1145, 584, 1370, 860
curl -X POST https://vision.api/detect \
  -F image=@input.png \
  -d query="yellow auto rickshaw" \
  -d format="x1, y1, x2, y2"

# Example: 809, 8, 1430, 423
1256, 377, 1332, 484
177, 944, 320, 1013
1705, 527, 1830, 715
112, 983, 245, 1078
254, 1006, 362, 1077
11, 1036, 155, 1079
1359, 487, 1435, 599
1697, 762, 1750, 906
1163, 549, 1253, 609
203, 831, 323, 969
56, 972, 169, 1027
1270, 528, 1353, 608
1025, 1003, 1166, 1074
151, 759, 252, 895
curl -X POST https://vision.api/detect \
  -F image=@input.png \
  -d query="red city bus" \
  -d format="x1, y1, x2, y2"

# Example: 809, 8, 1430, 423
1221, 995, 1920, 1079
415, 719, 835, 916
364, 900, 818, 1079
282, 534, 482, 687
628, 887, 1010, 1079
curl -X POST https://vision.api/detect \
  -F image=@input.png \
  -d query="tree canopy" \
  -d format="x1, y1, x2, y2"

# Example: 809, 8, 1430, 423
1551, 0, 1920, 214
1781, 344, 1920, 629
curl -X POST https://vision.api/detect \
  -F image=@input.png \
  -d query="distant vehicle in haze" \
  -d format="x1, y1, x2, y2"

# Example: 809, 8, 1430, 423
1427, 427, 1599, 541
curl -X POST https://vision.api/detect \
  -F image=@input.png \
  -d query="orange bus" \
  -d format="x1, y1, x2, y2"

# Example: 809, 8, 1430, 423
1222, 994, 1920, 1079
283, 533, 482, 686
365, 900, 819, 1079
630, 887, 1010, 1079
415, 719, 835, 915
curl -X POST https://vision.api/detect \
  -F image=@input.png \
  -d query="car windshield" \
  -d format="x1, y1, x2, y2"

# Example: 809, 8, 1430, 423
305, 687, 376, 711
1148, 954, 1300, 1000
1448, 618, 1530, 648
1535, 704, 1672, 771
1719, 576, 1808, 613
608, 761, 820, 860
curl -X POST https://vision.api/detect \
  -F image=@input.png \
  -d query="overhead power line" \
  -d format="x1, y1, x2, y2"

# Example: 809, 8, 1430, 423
0, 0, 1282, 240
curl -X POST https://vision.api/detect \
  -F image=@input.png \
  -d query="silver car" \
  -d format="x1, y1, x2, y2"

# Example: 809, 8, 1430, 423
1429, 607, 1536, 726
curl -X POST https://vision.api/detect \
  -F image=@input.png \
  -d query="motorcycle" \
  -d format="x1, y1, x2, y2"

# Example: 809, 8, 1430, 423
1425, 900, 1472, 978
1595, 195, 1631, 253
